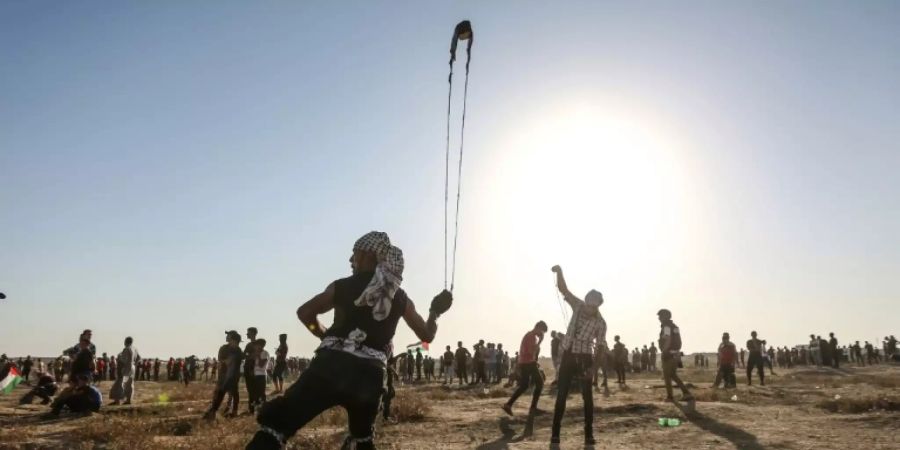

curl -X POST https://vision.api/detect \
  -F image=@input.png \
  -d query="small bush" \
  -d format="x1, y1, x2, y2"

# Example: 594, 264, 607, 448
391, 391, 431, 422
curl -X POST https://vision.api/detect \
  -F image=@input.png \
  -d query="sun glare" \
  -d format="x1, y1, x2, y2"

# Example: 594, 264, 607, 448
480, 103, 696, 291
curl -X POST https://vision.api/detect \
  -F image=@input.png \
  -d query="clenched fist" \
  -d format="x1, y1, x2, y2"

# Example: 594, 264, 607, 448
430, 290, 453, 316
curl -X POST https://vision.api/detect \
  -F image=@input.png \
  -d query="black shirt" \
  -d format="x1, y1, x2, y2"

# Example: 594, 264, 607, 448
455, 347, 469, 363
71, 348, 94, 377
324, 271, 409, 354
747, 338, 763, 355
276, 344, 288, 365
218, 344, 243, 384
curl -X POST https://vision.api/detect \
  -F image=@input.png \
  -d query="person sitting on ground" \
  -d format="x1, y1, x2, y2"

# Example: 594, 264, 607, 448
47, 373, 101, 417
246, 231, 452, 450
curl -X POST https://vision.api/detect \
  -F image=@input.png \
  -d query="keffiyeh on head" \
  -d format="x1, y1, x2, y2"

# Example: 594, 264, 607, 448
353, 231, 404, 321
585, 289, 603, 307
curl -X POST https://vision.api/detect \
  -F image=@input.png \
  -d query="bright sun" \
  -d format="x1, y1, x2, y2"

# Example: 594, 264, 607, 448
477, 103, 696, 291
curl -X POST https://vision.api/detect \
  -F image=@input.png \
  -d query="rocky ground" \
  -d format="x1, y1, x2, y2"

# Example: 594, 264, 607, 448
1, 364, 897, 449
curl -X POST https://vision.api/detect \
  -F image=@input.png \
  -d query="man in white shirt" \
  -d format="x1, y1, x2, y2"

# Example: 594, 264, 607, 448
253, 339, 270, 411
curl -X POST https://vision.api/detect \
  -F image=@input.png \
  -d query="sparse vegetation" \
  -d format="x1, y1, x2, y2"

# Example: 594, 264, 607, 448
1, 366, 897, 449
817, 396, 900, 414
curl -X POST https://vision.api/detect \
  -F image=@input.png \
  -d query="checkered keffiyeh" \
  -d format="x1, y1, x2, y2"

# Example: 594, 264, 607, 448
353, 231, 404, 321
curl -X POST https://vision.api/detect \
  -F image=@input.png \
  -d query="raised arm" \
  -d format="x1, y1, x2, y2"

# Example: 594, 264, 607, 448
403, 289, 452, 343
402, 299, 438, 343
296, 283, 336, 340
552, 265, 582, 309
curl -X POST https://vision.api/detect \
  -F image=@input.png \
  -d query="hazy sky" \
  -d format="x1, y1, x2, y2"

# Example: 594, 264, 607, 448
2, 1, 898, 359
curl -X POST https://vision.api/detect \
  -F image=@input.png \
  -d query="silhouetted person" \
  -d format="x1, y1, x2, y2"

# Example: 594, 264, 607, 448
829, 333, 839, 369
246, 231, 451, 450
746, 331, 765, 385
613, 336, 627, 385
658, 309, 692, 402
204, 331, 243, 420
502, 321, 547, 416
549, 265, 607, 446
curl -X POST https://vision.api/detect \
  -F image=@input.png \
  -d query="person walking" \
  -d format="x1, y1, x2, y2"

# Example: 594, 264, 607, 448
502, 321, 547, 416
658, 309, 693, 402
204, 331, 244, 420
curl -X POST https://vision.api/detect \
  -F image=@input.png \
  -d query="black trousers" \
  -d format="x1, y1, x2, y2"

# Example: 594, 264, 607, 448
456, 362, 468, 384
746, 353, 765, 384
273, 363, 286, 383
244, 367, 255, 410
614, 362, 626, 384
713, 365, 736, 388
209, 381, 240, 415
250, 350, 384, 450
251, 375, 267, 407
506, 362, 543, 410
552, 352, 594, 438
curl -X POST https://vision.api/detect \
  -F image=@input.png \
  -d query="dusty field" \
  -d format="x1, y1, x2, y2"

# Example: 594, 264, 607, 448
1, 364, 898, 449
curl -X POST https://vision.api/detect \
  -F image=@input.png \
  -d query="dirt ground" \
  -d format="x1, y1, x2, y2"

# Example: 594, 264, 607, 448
1, 363, 897, 449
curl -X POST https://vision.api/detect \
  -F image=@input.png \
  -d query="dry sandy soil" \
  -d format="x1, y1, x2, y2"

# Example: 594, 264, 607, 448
1, 363, 897, 449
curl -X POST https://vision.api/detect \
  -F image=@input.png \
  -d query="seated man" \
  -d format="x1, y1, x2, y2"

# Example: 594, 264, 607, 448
47, 374, 102, 416
20, 372, 58, 405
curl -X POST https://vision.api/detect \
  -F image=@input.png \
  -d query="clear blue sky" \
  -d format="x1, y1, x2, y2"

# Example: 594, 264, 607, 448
2, 1, 898, 359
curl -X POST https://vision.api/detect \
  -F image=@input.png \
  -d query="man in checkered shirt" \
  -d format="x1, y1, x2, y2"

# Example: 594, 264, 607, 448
550, 265, 608, 446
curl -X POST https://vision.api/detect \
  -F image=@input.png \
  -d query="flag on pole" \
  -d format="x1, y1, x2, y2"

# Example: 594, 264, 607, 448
406, 341, 430, 352
1, 366, 23, 395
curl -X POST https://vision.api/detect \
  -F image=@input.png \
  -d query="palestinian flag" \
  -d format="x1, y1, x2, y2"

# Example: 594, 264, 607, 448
1, 366, 23, 395
406, 341, 430, 352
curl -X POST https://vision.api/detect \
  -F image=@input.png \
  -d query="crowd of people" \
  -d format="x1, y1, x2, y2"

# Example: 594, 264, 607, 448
2, 229, 898, 450
0, 328, 308, 417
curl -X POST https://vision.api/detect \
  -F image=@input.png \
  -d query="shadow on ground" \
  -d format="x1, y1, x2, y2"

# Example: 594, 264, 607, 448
674, 401, 763, 450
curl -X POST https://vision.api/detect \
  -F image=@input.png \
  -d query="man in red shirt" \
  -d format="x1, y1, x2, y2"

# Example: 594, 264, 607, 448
714, 332, 737, 389
502, 321, 548, 416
